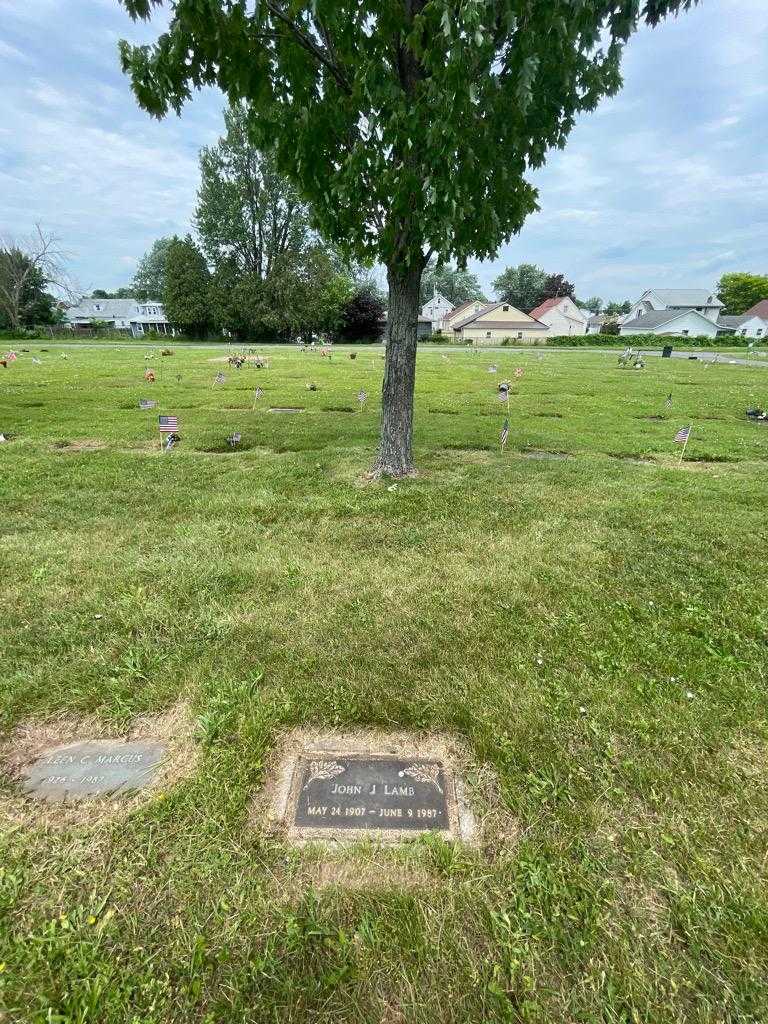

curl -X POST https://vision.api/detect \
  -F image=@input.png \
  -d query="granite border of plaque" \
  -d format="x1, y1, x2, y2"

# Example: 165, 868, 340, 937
263, 730, 478, 845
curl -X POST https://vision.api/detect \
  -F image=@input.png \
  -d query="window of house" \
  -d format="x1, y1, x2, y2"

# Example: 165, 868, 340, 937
486, 331, 491, 338
757, 328, 764, 336
94, 303, 101, 311
503, 305, 509, 311
517, 332, 523, 339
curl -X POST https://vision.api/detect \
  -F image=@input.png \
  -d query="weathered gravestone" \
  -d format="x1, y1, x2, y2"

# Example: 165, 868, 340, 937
19, 740, 166, 801
286, 753, 454, 837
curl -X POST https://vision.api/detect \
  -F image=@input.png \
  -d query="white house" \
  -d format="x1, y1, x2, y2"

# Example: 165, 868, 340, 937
421, 290, 454, 331
65, 298, 174, 337
718, 315, 768, 339
528, 296, 588, 335
625, 288, 723, 325
619, 308, 721, 338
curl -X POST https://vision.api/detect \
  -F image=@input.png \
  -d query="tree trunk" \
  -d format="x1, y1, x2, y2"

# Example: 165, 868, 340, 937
373, 259, 424, 477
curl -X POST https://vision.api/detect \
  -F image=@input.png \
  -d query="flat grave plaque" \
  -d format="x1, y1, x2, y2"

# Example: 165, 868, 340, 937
19, 740, 166, 801
291, 754, 450, 833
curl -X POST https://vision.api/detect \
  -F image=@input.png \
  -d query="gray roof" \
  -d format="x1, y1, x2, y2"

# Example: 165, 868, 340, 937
66, 298, 165, 320
457, 320, 549, 331
450, 302, 500, 330
717, 315, 749, 328
621, 308, 716, 331
451, 301, 547, 331
647, 289, 723, 307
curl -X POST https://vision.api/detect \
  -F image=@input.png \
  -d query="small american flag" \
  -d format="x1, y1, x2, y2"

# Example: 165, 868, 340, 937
665, 393, 673, 409
214, 372, 226, 385
253, 387, 264, 401
498, 390, 509, 403
32, 357, 41, 365
674, 425, 691, 444
158, 415, 178, 433
139, 399, 157, 410
514, 367, 524, 378
357, 389, 368, 406
488, 364, 498, 374
500, 418, 509, 448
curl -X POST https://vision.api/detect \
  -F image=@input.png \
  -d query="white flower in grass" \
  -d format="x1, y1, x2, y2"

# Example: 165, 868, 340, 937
686, 691, 694, 700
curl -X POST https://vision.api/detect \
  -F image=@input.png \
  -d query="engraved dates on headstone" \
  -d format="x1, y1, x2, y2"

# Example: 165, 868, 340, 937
292, 754, 450, 832
19, 740, 166, 801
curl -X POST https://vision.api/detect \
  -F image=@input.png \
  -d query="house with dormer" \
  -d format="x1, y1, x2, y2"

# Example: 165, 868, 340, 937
620, 289, 724, 336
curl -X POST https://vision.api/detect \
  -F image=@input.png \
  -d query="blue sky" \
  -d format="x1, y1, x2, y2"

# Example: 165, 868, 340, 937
1, 0, 766, 302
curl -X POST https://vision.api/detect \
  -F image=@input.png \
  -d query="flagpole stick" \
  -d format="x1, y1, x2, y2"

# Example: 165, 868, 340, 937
679, 430, 690, 465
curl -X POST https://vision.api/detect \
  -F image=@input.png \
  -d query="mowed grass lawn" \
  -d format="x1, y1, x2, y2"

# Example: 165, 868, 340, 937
1, 344, 767, 1023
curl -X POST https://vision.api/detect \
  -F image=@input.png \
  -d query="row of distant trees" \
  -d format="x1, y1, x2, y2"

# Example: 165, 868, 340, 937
90, 105, 386, 342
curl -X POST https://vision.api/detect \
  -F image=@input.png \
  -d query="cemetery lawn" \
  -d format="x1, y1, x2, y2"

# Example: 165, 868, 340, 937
2, 344, 767, 1024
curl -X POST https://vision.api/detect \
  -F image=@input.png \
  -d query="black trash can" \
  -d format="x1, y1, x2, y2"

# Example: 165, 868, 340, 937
662, 345, 673, 359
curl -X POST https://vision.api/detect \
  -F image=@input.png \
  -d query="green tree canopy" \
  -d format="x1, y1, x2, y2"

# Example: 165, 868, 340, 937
580, 296, 603, 314
197, 103, 310, 278
119, 0, 697, 475
492, 263, 548, 311
716, 273, 768, 315
538, 273, 576, 303
420, 261, 485, 308
340, 284, 386, 341
133, 236, 178, 301
163, 235, 212, 337
604, 299, 632, 315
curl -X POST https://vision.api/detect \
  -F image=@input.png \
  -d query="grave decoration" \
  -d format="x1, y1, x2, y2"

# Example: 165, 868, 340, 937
227, 432, 242, 448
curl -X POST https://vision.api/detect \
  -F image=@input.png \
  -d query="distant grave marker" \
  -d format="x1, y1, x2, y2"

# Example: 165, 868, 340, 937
19, 740, 166, 801
269, 407, 304, 414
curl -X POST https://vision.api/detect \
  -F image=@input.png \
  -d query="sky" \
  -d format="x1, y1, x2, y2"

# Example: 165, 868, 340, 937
0, 0, 766, 303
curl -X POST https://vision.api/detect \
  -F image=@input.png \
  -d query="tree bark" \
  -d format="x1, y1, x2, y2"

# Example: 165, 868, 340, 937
373, 258, 425, 477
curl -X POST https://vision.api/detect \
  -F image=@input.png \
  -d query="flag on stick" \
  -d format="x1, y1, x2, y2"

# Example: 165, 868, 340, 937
500, 417, 509, 451
665, 393, 673, 410
158, 415, 178, 432
357, 388, 368, 410
674, 425, 691, 444
213, 372, 226, 385
674, 424, 691, 464
252, 386, 264, 409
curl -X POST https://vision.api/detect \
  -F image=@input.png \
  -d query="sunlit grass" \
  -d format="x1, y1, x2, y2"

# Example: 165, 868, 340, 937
1, 344, 767, 1023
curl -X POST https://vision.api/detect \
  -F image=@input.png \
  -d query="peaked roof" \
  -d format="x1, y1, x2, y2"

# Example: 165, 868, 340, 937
528, 297, 561, 319
451, 301, 547, 331
646, 288, 723, 308
621, 308, 718, 331
443, 299, 481, 323
744, 299, 768, 319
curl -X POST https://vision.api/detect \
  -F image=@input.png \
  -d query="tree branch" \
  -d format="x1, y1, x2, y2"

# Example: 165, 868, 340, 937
264, 2, 352, 95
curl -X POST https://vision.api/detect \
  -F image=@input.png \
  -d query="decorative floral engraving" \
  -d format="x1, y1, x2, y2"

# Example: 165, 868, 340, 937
302, 760, 345, 790
401, 763, 443, 794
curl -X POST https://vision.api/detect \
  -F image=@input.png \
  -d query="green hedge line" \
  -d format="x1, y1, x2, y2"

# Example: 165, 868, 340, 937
544, 333, 762, 349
